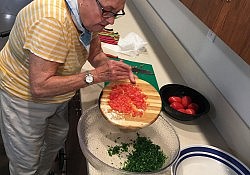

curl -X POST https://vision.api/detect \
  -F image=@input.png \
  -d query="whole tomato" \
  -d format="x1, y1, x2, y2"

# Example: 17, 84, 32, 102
188, 103, 199, 112
185, 108, 196, 115
182, 96, 192, 108
170, 102, 184, 110
168, 96, 182, 104
177, 108, 186, 113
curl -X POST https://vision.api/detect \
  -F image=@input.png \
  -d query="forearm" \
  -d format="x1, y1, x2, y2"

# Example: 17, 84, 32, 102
89, 51, 109, 68
88, 34, 109, 68
31, 60, 135, 99
30, 72, 89, 98
29, 53, 92, 98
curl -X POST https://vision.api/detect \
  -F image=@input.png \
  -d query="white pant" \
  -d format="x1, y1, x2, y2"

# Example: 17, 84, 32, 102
0, 90, 69, 175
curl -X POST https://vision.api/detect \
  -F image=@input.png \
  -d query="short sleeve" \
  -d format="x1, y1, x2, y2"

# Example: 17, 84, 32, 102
23, 17, 69, 63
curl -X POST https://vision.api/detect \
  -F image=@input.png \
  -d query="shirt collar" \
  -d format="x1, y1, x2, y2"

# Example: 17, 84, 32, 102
65, 0, 85, 32
65, 0, 92, 51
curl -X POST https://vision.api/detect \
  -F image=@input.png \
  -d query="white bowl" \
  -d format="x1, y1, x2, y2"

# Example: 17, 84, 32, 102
171, 145, 250, 175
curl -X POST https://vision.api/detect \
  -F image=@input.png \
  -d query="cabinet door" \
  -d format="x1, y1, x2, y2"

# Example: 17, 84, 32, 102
180, 0, 250, 64
180, 0, 224, 29
213, 0, 250, 64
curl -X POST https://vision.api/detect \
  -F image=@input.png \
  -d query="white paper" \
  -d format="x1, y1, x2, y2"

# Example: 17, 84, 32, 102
102, 32, 147, 57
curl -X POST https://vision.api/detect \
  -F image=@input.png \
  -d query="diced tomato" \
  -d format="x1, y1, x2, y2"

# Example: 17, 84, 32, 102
108, 83, 148, 117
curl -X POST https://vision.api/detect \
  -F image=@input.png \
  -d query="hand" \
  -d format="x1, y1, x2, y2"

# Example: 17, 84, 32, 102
93, 60, 136, 83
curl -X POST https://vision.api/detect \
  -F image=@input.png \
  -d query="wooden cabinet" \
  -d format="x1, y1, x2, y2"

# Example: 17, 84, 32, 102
180, 0, 250, 65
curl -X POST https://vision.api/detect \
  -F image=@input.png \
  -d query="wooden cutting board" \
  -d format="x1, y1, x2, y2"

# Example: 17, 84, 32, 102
99, 79, 162, 130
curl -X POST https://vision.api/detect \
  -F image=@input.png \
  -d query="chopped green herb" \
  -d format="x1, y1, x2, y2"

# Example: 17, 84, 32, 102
122, 136, 167, 172
107, 134, 167, 172
108, 143, 130, 156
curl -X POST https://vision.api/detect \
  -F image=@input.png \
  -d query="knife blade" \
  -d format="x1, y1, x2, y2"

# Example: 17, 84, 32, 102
131, 67, 154, 75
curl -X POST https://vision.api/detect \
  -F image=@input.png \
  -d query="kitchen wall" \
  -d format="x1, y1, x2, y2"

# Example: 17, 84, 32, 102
130, 0, 250, 166
0, 0, 32, 49
0, 0, 32, 14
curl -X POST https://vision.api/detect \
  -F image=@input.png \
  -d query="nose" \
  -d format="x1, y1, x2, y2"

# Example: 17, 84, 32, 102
105, 16, 115, 25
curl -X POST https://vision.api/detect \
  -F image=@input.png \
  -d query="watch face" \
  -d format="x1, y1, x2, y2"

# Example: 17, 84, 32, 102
86, 74, 94, 84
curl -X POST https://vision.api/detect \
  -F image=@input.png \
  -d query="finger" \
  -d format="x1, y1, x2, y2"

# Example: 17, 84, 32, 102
109, 67, 129, 76
109, 71, 136, 82
109, 75, 130, 81
129, 72, 136, 84
110, 60, 131, 71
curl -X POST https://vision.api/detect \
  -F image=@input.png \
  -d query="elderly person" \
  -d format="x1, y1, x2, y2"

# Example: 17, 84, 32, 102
0, 0, 135, 174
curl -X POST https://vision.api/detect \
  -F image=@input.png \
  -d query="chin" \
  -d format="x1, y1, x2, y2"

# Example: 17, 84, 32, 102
90, 25, 106, 32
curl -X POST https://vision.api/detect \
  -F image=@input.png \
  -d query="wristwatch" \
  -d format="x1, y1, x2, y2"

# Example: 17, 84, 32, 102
85, 71, 94, 84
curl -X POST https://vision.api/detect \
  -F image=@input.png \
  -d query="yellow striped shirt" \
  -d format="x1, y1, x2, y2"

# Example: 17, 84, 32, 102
0, 0, 92, 103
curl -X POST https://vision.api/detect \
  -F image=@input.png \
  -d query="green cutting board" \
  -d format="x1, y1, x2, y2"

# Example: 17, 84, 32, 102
106, 57, 159, 91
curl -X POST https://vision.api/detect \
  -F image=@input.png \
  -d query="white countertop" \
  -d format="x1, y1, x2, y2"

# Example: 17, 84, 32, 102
80, 2, 230, 174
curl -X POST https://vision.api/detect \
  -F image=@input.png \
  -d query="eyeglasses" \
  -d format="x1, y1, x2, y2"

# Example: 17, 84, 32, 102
96, 0, 125, 18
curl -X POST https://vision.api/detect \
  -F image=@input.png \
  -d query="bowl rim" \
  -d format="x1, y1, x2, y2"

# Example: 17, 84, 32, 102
77, 104, 181, 174
159, 84, 210, 121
